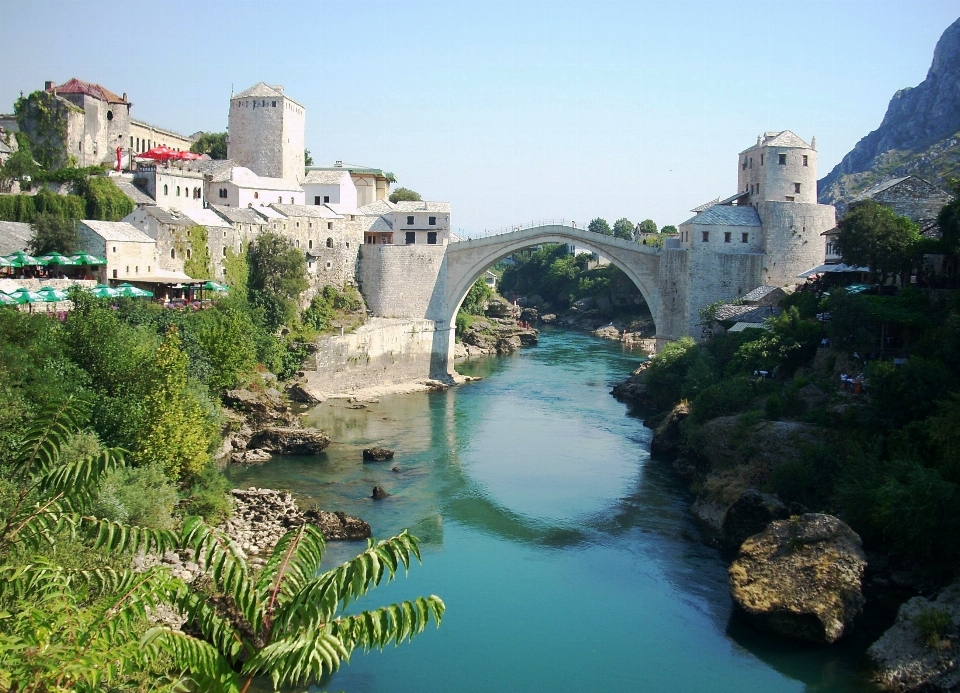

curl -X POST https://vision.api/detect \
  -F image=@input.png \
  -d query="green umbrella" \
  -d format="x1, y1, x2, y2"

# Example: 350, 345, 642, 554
10, 289, 46, 304
0, 257, 13, 268
0, 292, 17, 306
70, 252, 106, 265
37, 286, 69, 301
202, 280, 230, 292
38, 253, 78, 266
5, 251, 40, 266
88, 284, 119, 298
116, 284, 154, 298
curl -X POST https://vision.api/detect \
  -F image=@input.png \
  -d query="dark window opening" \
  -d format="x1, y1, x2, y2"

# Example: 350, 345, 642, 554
794, 182, 801, 193
407, 216, 414, 225
427, 231, 437, 245
314, 196, 321, 205
107, 110, 113, 121
724, 232, 731, 243
802, 155, 808, 166
326, 237, 333, 248
741, 233, 749, 243
701, 231, 709, 242
323, 195, 330, 203
429, 216, 436, 225
405, 231, 416, 244
778, 153, 787, 165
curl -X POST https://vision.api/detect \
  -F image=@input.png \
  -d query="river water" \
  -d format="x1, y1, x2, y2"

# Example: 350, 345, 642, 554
226, 326, 879, 693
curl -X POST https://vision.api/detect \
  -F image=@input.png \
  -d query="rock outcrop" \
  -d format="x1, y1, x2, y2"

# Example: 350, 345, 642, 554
721, 489, 790, 554
247, 426, 330, 455
729, 514, 867, 644
458, 316, 539, 357
868, 580, 960, 692
363, 447, 395, 461
220, 386, 329, 462
372, 486, 390, 500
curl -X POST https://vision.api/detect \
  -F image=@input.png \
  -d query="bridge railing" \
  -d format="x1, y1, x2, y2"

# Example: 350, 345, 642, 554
456, 219, 585, 240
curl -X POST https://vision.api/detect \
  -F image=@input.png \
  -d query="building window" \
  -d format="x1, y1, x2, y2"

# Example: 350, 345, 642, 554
785, 196, 795, 201
760, 154, 764, 166
112, 269, 117, 278
406, 231, 416, 244
222, 247, 227, 258
112, 246, 117, 253
186, 248, 192, 259
778, 153, 787, 165
702, 231, 709, 242
427, 231, 437, 245
163, 184, 168, 195
296, 222, 300, 228
327, 222, 333, 230
326, 261, 332, 269
326, 237, 333, 248
125, 266, 129, 274
130, 136, 133, 148
278, 196, 282, 203
323, 195, 330, 203
254, 192, 259, 199
272, 101, 277, 107
429, 216, 436, 225
724, 232, 731, 243
741, 158, 747, 170
802, 155, 809, 166
741, 233, 749, 243
290, 197, 294, 204
308, 239, 313, 249
295, 240, 300, 248
794, 182, 801, 193
135, 266, 138, 273
170, 249, 176, 259
407, 216, 414, 225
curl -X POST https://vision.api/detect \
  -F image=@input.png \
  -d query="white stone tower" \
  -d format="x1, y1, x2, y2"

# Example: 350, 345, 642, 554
227, 83, 305, 184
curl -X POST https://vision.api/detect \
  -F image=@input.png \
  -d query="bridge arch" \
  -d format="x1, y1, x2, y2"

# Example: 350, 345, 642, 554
430, 224, 662, 376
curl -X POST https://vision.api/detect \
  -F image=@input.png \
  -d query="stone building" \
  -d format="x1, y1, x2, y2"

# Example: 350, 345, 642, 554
305, 163, 395, 208
132, 161, 206, 212
209, 204, 269, 245
303, 169, 357, 211
206, 165, 303, 208
129, 120, 196, 156
179, 207, 239, 280
77, 220, 157, 282
657, 131, 835, 342
122, 206, 193, 274
271, 204, 361, 287
228, 83, 305, 184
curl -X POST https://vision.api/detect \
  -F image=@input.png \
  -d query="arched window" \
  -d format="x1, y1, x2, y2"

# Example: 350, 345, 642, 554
163, 184, 168, 195
176, 186, 180, 197
222, 247, 227, 258
186, 248, 192, 259
290, 197, 294, 204
295, 240, 300, 248
278, 196, 282, 203
326, 237, 333, 248
170, 248, 176, 259
308, 240, 313, 249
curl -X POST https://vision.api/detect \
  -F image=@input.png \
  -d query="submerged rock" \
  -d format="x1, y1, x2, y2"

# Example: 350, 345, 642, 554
247, 426, 330, 455
230, 448, 272, 464
868, 580, 960, 692
372, 486, 390, 500
729, 513, 866, 644
363, 447, 395, 462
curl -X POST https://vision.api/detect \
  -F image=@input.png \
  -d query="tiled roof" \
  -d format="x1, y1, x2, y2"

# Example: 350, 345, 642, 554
193, 159, 235, 177
714, 304, 780, 323
234, 82, 285, 99
0, 221, 32, 255
209, 205, 267, 225
739, 130, 810, 154
366, 216, 393, 232
271, 204, 342, 219
49, 78, 127, 104
394, 200, 451, 214
303, 170, 349, 185
308, 164, 396, 182
681, 205, 761, 227
80, 220, 153, 243
213, 166, 302, 192
113, 180, 155, 206
357, 200, 396, 216
141, 206, 192, 226
252, 207, 286, 220
741, 285, 784, 302
181, 208, 232, 228
690, 198, 720, 213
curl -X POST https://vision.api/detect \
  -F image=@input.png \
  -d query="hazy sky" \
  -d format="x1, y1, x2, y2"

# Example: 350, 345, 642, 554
1, 1, 956, 234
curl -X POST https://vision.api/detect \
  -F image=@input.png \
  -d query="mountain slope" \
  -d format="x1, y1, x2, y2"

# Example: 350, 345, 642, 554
819, 17, 960, 206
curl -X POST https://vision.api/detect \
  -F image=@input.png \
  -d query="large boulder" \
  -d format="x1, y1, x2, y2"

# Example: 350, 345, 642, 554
721, 490, 790, 553
303, 509, 372, 541
729, 514, 867, 644
497, 335, 523, 354
485, 298, 514, 318
868, 580, 960, 692
593, 325, 620, 340
247, 426, 330, 455
363, 447, 395, 462
223, 388, 299, 428
650, 401, 689, 458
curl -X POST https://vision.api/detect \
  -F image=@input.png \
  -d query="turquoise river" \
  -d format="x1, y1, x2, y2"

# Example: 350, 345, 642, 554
226, 326, 881, 693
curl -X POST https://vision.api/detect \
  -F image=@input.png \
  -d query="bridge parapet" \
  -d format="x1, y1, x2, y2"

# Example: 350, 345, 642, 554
450, 223, 661, 257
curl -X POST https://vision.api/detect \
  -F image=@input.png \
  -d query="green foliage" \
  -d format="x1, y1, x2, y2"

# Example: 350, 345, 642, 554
248, 233, 308, 330
179, 463, 233, 524
80, 176, 134, 221
28, 211, 79, 255
0, 148, 40, 182
222, 246, 249, 303
864, 357, 956, 430
612, 217, 634, 240
192, 305, 258, 391
836, 199, 921, 282
661, 225, 678, 235
190, 132, 228, 159
936, 179, 960, 260
688, 376, 758, 424
643, 337, 699, 411
302, 285, 363, 332
727, 308, 820, 377
461, 277, 494, 315
304, 148, 314, 167
15, 90, 73, 169
182, 225, 213, 280
638, 219, 658, 235
914, 607, 953, 649
588, 217, 612, 235
93, 462, 178, 530
389, 187, 421, 203
0, 187, 86, 222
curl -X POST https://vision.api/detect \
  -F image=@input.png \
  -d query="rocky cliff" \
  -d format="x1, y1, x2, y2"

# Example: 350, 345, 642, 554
819, 17, 960, 207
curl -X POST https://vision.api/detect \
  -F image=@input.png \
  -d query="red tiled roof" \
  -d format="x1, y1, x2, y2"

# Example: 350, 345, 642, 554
48, 78, 128, 104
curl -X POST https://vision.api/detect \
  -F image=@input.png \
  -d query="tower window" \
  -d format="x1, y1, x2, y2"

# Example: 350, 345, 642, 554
701, 231, 709, 242
724, 232, 731, 243
170, 249, 176, 259
785, 196, 795, 202
778, 154, 787, 165
760, 154, 764, 166
326, 237, 333, 248
741, 233, 749, 243
794, 182, 801, 193
802, 155, 809, 166
222, 247, 227, 257
407, 216, 415, 225
186, 248, 192, 259
308, 239, 313, 249
749, 157, 753, 169
272, 101, 276, 107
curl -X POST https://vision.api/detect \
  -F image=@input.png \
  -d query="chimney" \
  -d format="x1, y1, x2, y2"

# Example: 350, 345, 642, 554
44, 81, 54, 91
335, 160, 342, 167
122, 93, 127, 102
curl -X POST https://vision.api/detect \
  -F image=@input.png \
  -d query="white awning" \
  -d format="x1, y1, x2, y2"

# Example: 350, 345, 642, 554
797, 263, 870, 278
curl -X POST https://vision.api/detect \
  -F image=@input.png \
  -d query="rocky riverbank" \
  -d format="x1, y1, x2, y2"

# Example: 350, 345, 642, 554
455, 297, 539, 359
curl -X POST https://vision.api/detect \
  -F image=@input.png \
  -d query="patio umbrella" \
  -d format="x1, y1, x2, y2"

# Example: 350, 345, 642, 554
172, 151, 202, 161
5, 251, 41, 267
136, 146, 177, 163
36, 286, 69, 301
70, 252, 106, 265
10, 289, 46, 304
116, 283, 154, 298
202, 280, 229, 292
0, 257, 13, 268
0, 292, 17, 306
38, 253, 78, 266
88, 284, 119, 298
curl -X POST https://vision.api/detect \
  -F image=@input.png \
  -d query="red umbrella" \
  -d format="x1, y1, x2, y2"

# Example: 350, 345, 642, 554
137, 146, 177, 162
173, 151, 202, 161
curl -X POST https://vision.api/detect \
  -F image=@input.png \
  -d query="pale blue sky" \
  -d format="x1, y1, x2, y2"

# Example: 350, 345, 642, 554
1, 1, 957, 234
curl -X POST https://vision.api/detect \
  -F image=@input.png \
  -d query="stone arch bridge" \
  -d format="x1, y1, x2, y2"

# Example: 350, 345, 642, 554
427, 224, 662, 376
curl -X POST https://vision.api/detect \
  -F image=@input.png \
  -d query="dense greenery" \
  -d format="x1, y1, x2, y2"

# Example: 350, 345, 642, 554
612, 217, 634, 240
389, 187, 422, 203
190, 131, 228, 159
248, 233, 309, 330
587, 217, 611, 235
0, 176, 133, 223
28, 211, 79, 255
637, 219, 658, 235
836, 199, 921, 283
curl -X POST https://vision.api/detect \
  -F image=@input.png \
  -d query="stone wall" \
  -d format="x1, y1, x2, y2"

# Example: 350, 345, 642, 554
358, 244, 447, 319
758, 201, 833, 287
301, 317, 442, 395
655, 246, 690, 344
228, 94, 305, 184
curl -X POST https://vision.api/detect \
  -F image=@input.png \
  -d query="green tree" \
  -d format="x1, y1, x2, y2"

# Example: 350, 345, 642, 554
588, 217, 612, 236
193, 307, 258, 392
304, 149, 314, 167
28, 212, 79, 255
612, 218, 634, 241
661, 225, 678, 235
460, 277, 493, 315
190, 132, 228, 160
81, 177, 135, 221
936, 180, 960, 260
248, 233, 308, 330
0, 149, 39, 184
182, 225, 213, 279
389, 187, 422, 203
638, 219, 658, 235
836, 200, 921, 283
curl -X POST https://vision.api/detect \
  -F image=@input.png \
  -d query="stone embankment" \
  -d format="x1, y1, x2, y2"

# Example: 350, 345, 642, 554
217, 387, 329, 464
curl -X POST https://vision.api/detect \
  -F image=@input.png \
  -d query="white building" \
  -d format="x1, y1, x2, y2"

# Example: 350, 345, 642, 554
391, 201, 451, 246
206, 166, 304, 209
131, 162, 206, 212
228, 83, 305, 184
303, 169, 357, 211
305, 163, 395, 208
77, 220, 157, 282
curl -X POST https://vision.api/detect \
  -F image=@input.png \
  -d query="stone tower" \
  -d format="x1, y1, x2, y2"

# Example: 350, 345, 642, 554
227, 83, 305, 184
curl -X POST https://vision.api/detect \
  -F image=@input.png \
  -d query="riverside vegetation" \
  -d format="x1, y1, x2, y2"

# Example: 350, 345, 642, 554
0, 232, 443, 691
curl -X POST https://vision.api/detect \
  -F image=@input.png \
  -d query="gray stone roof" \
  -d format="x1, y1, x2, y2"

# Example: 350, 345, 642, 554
394, 200, 451, 214
113, 180, 155, 206
181, 208, 232, 228
271, 204, 342, 219
739, 130, 811, 154
0, 220, 32, 255
690, 198, 720, 213
303, 170, 348, 185
80, 220, 153, 243
366, 216, 393, 232
210, 204, 267, 225
193, 159, 235, 177
681, 205, 761, 227
233, 82, 303, 108
141, 206, 192, 227
357, 200, 396, 216
741, 285, 785, 303
212, 166, 302, 191
714, 304, 781, 323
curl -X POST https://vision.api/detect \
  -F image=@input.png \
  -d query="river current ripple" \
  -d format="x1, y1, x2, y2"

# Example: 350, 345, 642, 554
226, 326, 879, 693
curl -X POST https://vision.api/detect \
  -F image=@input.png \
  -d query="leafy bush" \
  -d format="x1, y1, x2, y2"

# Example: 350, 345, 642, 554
688, 376, 758, 424
179, 463, 233, 523
914, 607, 953, 649
93, 462, 178, 529
865, 357, 957, 430
643, 337, 699, 411
460, 278, 493, 315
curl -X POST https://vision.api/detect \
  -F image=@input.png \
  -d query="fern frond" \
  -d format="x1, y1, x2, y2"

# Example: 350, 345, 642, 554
142, 627, 241, 693
37, 448, 126, 509
169, 588, 250, 664
332, 595, 445, 652
12, 395, 91, 478
272, 531, 422, 634
256, 524, 325, 619
78, 515, 180, 556
240, 626, 350, 689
